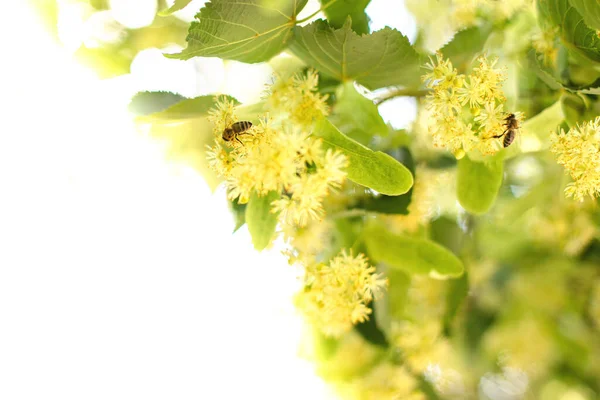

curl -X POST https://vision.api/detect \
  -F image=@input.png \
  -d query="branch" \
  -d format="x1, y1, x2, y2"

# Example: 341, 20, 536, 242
374, 88, 430, 106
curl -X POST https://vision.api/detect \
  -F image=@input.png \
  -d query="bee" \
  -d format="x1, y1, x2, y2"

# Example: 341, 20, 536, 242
222, 121, 253, 146
491, 113, 520, 148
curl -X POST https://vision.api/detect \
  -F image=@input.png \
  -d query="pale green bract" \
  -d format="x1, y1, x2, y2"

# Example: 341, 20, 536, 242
168, 0, 308, 63
289, 18, 422, 90
246, 191, 280, 251
365, 226, 465, 279
457, 155, 504, 215
314, 119, 413, 196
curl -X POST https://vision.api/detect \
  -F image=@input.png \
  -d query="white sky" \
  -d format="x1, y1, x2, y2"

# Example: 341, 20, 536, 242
0, 1, 416, 399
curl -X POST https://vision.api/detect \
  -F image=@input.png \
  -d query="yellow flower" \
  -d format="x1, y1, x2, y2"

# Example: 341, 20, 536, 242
423, 53, 522, 157
532, 28, 559, 66
295, 250, 388, 337
205, 88, 347, 225
551, 117, 600, 201
337, 362, 425, 400
268, 69, 329, 127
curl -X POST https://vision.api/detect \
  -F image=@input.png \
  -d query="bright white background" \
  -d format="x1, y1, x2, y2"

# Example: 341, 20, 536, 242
0, 1, 415, 399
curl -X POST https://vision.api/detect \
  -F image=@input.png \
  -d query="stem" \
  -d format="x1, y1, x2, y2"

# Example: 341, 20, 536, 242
330, 209, 369, 219
296, 0, 340, 24
374, 88, 430, 105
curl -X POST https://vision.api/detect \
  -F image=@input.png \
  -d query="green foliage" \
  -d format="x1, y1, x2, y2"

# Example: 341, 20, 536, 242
246, 191, 280, 251
289, 19, 422, 90
128, 91, 186, 116
159, 0, 194, 16
364, 224, 465, 278
229, 199, 247, 232
568, 0, 600, 31
457, 155, 503, 215
538, 0, 600, 63
320, 0, 371, 35
138, 95, 238, 121
440, 26, 491, 70
329, 82, 388, 146
135, 95, 238, 191
168, 0, 308, 62
314, 119, 413, 196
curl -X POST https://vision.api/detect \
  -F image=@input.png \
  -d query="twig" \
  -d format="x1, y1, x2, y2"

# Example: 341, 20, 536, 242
374, 88, 430, 106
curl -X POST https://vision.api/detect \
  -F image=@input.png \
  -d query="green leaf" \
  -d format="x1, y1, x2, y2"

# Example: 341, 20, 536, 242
521, 100, 565, 142
457, 155, 503, 215
167, 0, 308, 63
439, 26, 491, 70
246, 191, 280, 251
138, 95, 238, 122
314, 119, 413, 196
537, 0, 600, 63
128, 91, 186, 116
364, 225, 465, 278
320, 0, 371, 35
528, 49, 600, 93
354, 300, 389, 347
159, 0, 193, 16
329, 82, 388, 145
569, 0, 600, 31
352, 147, 415, 214
289, 19, 422, 90
229, 198, 247, 232
443, 273, 469, 336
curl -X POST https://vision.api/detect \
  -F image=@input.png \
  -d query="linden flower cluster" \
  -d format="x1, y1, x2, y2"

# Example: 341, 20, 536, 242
295, 250, 387, 337
451, 0, 529, 27
268, 69, 330, 127
423, 53, 523, 158
206, 79, 347, 226
550, 117, 600, 201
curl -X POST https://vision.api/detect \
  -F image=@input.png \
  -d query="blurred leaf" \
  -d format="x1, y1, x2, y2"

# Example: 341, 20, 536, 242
142, 117, 221, 190
537, 0, 600, 63
418, 376, 441, 400
521, 99, 565, 142
74, 46, 132, 79
139, 95, 238, 122
457, 155, 503, 215
314, 119, 413, 196
440, 26, 491, 70
443, 273, 469, 336
168, 0, 308, 62
364, 225, 464, 278
290, 19, 423, 90
29, 0, 59, 39
430, 216, 464, 256
246, 191, 280, 251
320, 0, 371, 35
128, 91, 186, 116
330, 82, 388, 145
569, 0, 600, 31
354, 300, 389, 347
137, 95, 238, 191
229, 199, 247, 232
387, 269, 411, 319
159, 0, 194, 15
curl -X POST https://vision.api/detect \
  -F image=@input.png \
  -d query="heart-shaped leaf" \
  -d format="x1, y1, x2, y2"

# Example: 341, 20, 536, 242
168, 0, 308, 63
289, 18, 422, 90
